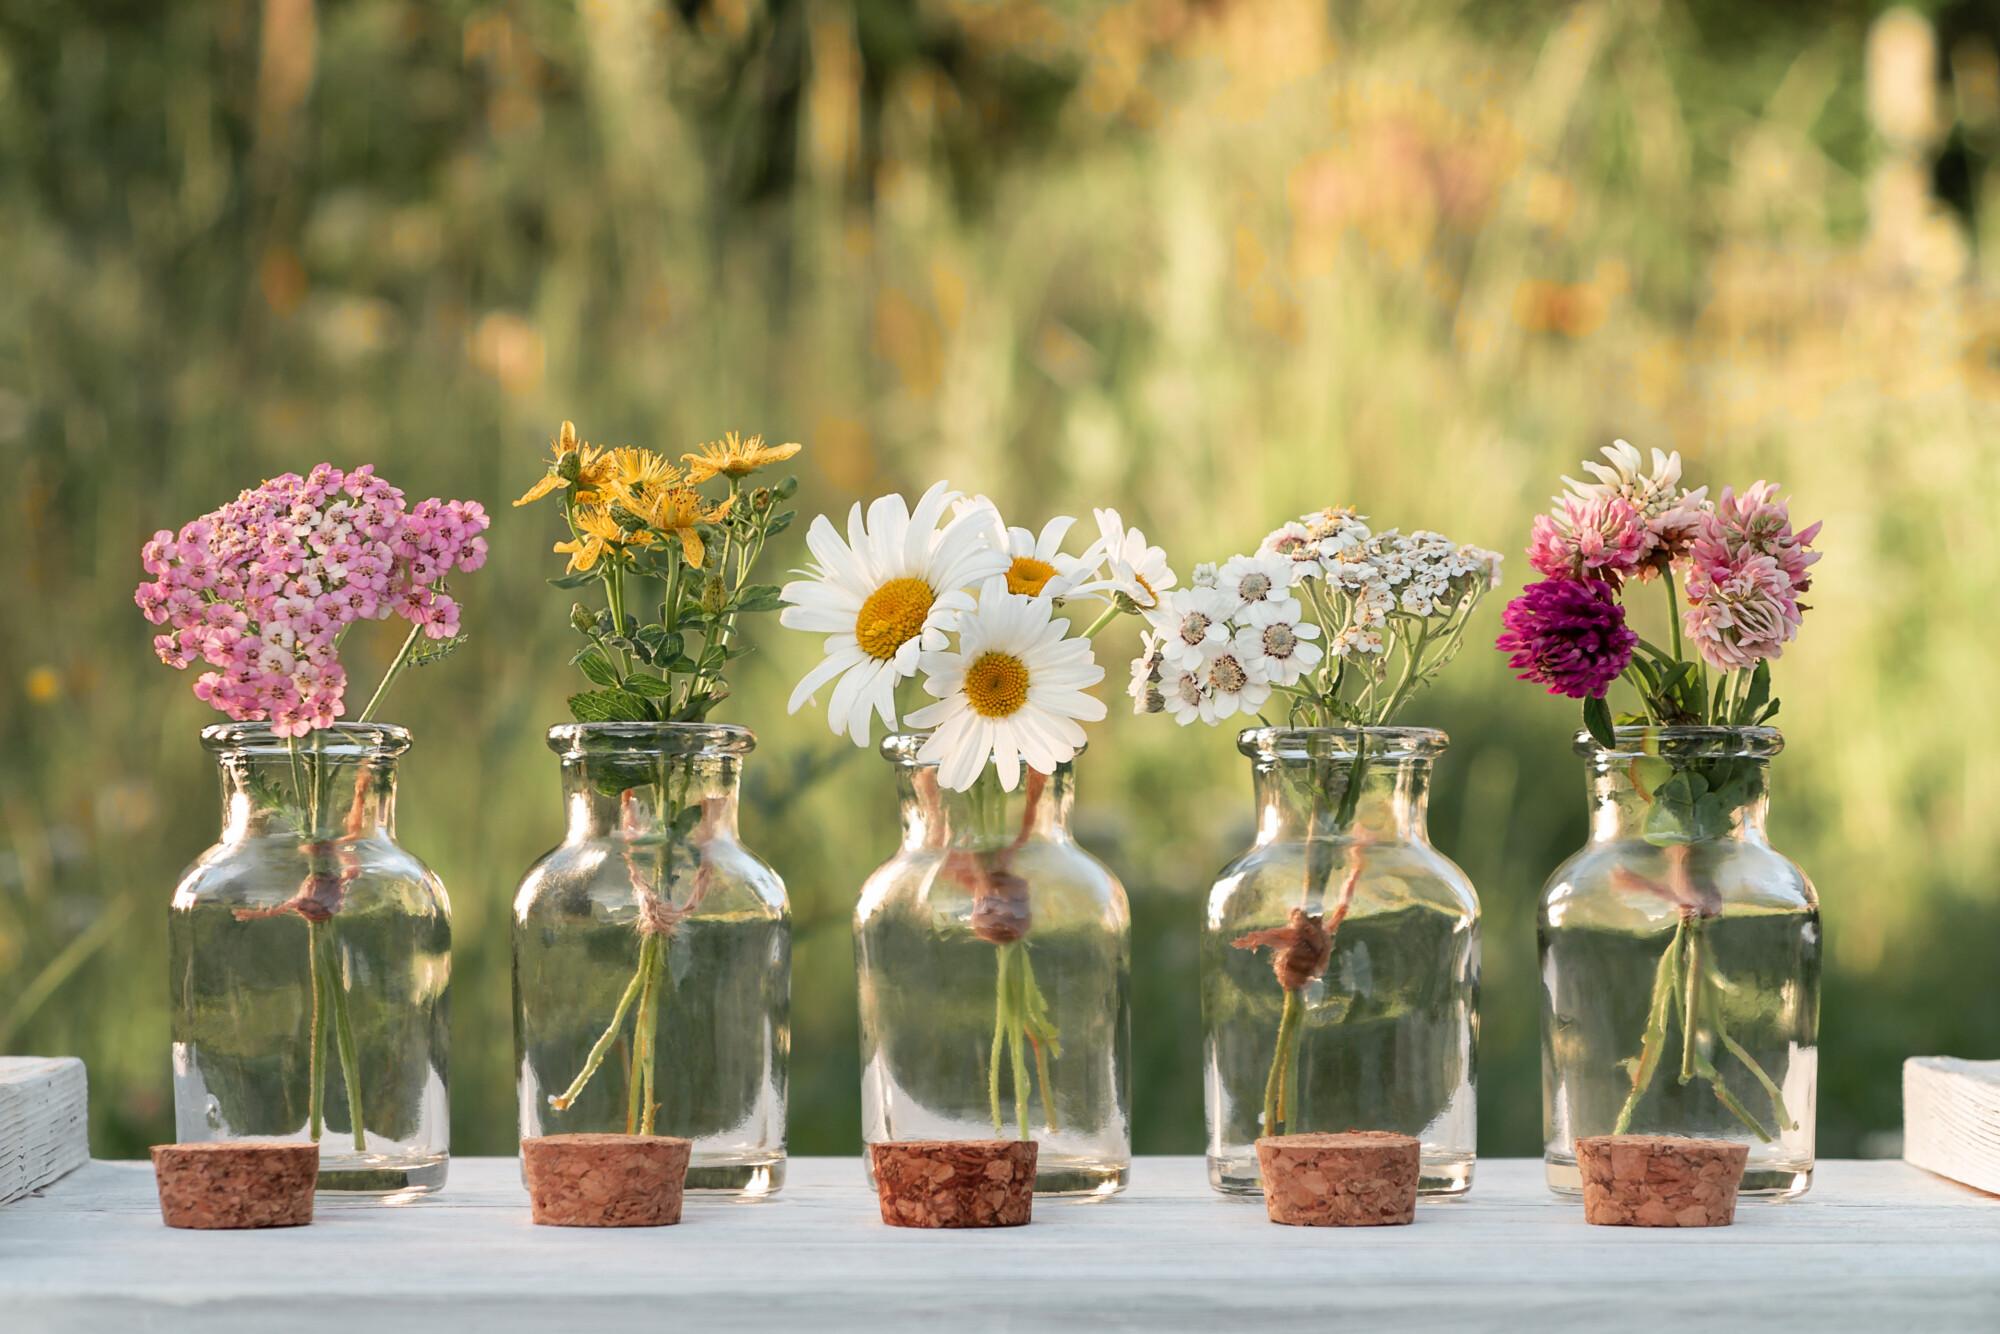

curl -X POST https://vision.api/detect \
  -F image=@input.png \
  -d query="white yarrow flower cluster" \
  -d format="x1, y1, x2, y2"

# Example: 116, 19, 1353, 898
1132, 505, 1503, 729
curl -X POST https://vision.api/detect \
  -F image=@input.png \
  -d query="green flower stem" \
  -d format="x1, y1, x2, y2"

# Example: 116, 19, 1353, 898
625, 932, 662, 1135
1262, 987, 1304, 1135
1679, 913, 1705, 1084
318, 922, 367, 1153
1615, 910, 1780, 1143
307, 917, 329, 1142
989, 948, 1010, 1137
1079, 604, 1121, 640
1720, 1030, 1797, 1133
355, 618, 426, 724
637, 937, 664, 1136
547, 950, 650, 1112
1665, 573, 1684, 664
1614, 915, 1686, 1133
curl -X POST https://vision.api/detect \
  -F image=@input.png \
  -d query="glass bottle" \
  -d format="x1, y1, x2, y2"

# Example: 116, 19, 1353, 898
1540, 726, 1819, 1198
1203, 727, 1480, 1198
513, 723, 790, 1198
169, 723, 451, 1198
856, 737, 1131, 1196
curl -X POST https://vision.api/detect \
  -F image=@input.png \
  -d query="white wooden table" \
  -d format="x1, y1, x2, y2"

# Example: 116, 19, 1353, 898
3, 1157, 1996, 1332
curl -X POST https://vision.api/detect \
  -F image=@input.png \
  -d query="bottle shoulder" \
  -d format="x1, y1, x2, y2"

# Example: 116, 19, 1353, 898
1539, 837, 1817, 928
171, 833, 446, 916
513, 836, 788, 923
854, 839, 1127, 930
1205, 838, 1477, 926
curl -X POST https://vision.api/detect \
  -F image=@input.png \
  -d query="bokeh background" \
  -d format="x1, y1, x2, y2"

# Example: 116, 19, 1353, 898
4, 0, 1998, 1162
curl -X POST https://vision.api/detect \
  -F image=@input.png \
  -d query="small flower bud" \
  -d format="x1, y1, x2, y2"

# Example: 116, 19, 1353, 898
570, 603, 596, 634
557, 451, 582, 484
773, 474, 799, 501
751, 487, 772, 512
701, 576, 728, 615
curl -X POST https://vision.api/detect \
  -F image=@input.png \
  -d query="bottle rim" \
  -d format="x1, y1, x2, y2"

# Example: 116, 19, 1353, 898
201, 721, 412, 758
1572, 724, 1783, 761
547, 720, 756, 758
1236, 725, 1448, 762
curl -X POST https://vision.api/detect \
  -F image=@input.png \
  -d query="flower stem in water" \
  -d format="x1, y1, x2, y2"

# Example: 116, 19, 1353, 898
318, 923, 367, 1152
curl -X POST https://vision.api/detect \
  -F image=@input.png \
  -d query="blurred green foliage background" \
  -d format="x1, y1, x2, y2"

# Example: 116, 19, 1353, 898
3, 0, 1999, 1162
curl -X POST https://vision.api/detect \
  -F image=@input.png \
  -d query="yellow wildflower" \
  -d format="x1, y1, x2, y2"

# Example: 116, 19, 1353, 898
680, 431, 801, 483
553, 506, 652, 573
624, 484, 734, 570
516, 420, 617, 507
610, 446, 682, 498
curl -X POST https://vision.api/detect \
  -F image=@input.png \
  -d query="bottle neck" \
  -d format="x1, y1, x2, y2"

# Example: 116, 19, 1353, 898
896, 764, 1074, 852
1249, 752, 1433, 844
561, 752, 743, 843
1587, 753, 1771, 845
208, 727, 405, 844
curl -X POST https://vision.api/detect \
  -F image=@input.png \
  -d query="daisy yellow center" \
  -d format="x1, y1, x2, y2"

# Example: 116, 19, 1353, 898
855, 577, 935, 660
1210, 654, 1248, 693
964, 651, 1031, 718
1007, 555, 1059, 597
1133, 572, 1157, 605
1263, 623, 1297, 657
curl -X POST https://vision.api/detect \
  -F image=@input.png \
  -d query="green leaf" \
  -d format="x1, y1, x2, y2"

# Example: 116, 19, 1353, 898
733, 584, 785, 614
764, 510, 795, 538
621, 674, 675, 698
667, 655, 700, 674
1757, 697, 1782, 723
547, 570, 597, 590
566, 689, 652, 723
1741, 661, 1771, 725
1582, 694, 1617, 750
575, 649, 621, 688
408, 633, 467, 667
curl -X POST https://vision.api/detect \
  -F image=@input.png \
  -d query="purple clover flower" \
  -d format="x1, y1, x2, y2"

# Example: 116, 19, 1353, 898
1494, 577, 1637, 699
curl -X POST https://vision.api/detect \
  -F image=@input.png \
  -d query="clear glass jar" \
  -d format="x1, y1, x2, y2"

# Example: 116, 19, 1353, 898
169, 723, 451, 1198
513, 723, 790, 1198
856, 738, 1131, 1197
1540, 726, 1819, 1198
1203, 727, 1479, 1198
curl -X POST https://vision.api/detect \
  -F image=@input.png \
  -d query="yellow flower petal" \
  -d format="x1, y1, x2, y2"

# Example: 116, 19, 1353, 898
515, 472, 564, 507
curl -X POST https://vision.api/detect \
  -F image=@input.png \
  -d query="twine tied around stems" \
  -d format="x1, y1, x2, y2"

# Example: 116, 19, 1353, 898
1232, 908, 1332, 991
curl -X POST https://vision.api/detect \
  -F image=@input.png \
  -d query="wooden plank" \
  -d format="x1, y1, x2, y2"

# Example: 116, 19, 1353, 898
0, 1057, 88, 1206
1, 1157, 1996, 1333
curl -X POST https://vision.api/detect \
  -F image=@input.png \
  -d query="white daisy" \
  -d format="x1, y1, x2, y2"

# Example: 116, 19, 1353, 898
1214, 552, 1295, 615
1198, 641, 1271, 724
1146, 586, 1234, 670
1233, 601, 1324, 686
1189, 561, 1220, 589
1160, 660, 1207, 726
1070, 508, 1176, 609
956, 497, 1101, 600
906, 576, 1108, 791
780, 481, 1011, 747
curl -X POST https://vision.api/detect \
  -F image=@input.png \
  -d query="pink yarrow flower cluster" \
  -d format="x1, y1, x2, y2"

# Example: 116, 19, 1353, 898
135, 464, 489, 735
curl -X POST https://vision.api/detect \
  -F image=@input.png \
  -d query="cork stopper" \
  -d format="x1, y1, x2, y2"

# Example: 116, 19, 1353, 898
521, 1133, 692, 1227
1576, 1134, 1748, 1227
1255, 1131, 1420, 1226
869, 1140, 1037, 1228
150, 1142, 318, 1229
